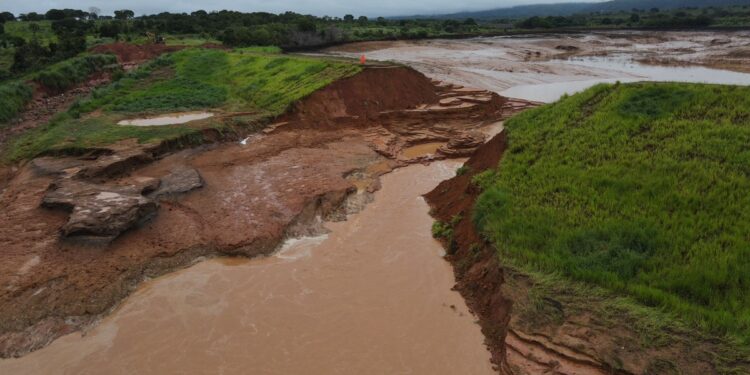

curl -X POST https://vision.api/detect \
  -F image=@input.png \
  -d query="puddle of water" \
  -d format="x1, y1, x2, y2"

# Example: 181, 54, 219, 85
502, 56, 750, 103
0, 160, 494, 375
117, 112, 214, 126
402, 142, 445, 159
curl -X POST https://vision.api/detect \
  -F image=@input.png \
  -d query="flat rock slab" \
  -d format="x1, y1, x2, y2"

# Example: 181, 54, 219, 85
42, 180, 158, 240
150, 166, 204, 199
41, 166, 202, 241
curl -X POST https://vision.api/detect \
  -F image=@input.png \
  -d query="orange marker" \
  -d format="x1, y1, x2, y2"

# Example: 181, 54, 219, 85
360, 54, 367, 65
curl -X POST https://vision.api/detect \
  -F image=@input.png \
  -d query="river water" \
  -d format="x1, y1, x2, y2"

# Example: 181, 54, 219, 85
324, 34, 750, 103
500, 55, 750, 102
1, 160, 495, 375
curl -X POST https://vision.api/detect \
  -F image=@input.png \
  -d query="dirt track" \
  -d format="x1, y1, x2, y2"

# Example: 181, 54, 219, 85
0, 66, 535, 358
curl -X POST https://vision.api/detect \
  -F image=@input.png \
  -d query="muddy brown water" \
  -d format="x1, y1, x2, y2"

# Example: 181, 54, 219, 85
401, 142, 445, 159
0, 160, 495, 375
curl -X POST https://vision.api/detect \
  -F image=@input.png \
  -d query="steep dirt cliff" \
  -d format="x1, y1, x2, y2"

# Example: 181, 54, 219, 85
424, 131, 515, 374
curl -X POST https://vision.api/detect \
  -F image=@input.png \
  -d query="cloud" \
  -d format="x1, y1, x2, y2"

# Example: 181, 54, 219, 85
1, 0, 577, 18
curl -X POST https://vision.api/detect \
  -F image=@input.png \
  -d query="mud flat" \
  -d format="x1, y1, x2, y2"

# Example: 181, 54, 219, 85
324, 31, 750, 102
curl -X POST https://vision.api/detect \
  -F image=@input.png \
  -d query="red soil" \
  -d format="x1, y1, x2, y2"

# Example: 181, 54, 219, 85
89, 42, 182, 64
424, 131, 514, 374
0, 66, 523, 358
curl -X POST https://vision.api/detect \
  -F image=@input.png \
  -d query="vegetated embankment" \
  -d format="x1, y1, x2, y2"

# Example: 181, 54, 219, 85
0, 54, 119, 147
0, 61, 533, 359
427, 82, 750, 374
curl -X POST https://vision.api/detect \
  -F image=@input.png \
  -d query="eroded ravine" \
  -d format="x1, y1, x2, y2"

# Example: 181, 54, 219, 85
0, 65, 537, 370
0, 160, 498, 375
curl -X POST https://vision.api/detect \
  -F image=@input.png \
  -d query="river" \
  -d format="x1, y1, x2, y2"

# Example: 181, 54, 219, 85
0, 160, 495, 375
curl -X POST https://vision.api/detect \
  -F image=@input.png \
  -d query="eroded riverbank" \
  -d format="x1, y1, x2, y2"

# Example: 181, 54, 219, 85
0, 65, 535, 363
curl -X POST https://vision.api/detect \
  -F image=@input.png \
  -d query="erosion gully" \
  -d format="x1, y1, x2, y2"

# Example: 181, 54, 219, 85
3, 31, 750, 374
0, 65, 528, 374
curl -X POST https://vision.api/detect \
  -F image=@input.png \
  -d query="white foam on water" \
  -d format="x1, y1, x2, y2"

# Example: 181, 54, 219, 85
275, 234, 329, 261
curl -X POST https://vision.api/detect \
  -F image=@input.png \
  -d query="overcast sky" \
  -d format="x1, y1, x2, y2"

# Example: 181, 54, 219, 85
1, 0, 593, 18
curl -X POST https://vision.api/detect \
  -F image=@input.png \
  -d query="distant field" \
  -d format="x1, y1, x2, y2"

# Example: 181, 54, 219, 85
474, 82, 750, 342
162, 35, 222, 46
3, 21, 56, 45
5, 47, 362, 161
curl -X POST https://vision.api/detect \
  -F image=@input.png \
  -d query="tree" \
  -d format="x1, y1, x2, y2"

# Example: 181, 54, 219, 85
12, 39, 50, 72
297, 18, 317, 32
88, 7, 101, 20
357, 16, 368, 25
45, 9, 67, 20
630, 13, 641, 23
343, 14, 354, 22
0, 12, 15, 23
50, 18, 90, 58
29, 23, 40, 40
20, 12, 45, 22
463, 18, 477, 26
51, 18, 90, 36
114, 10, 135, 20
98, 21, 121, 38
376, 17, 386, 26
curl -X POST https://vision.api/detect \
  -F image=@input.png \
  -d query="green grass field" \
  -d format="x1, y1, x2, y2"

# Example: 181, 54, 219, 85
5, 47, 361, 161
473, 82, 750, 343
3, 21, 56, 45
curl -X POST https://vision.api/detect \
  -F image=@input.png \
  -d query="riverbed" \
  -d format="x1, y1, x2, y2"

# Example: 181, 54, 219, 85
325, 31, 750, 102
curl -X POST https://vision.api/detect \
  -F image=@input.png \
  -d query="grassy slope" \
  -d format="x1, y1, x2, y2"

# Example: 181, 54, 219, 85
5, 48, 361, 161
0, 82, 33, 123
0, 54, 117, 125
473, 82, 750, 342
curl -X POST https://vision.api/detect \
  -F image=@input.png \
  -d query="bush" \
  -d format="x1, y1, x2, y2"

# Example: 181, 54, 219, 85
431, 221, 453, 239
0, 81, 33, 123
32, 53, 117, 92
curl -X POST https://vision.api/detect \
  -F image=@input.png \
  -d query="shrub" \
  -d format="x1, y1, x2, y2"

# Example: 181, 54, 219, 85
431, 221, 453, 239
0, 80, 33, 123
32, 53, 117, 92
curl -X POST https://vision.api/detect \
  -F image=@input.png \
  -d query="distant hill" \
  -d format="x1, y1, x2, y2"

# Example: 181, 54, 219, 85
397, 0, 750, 20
